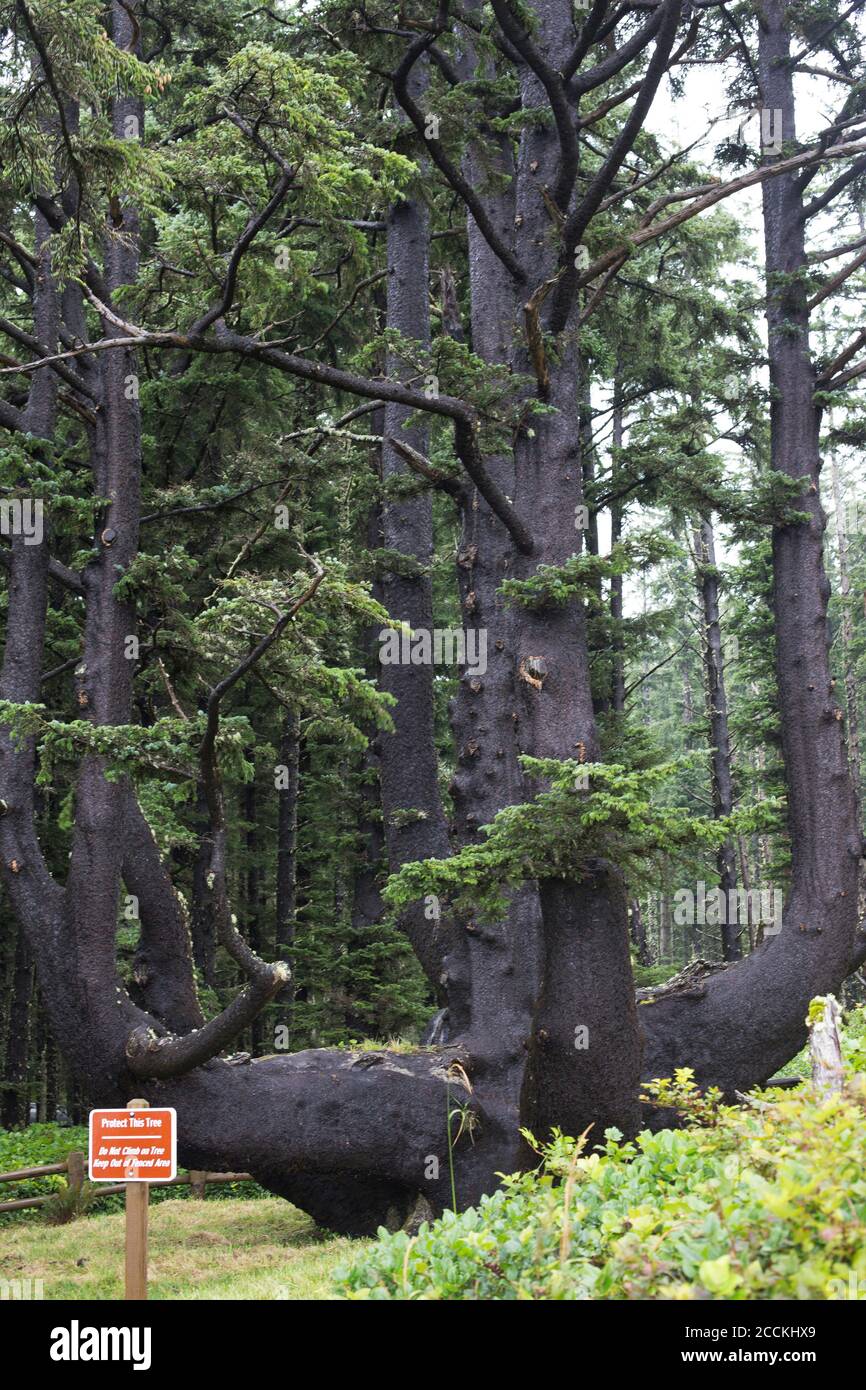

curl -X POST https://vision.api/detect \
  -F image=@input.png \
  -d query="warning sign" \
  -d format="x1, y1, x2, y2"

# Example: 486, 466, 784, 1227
88, 1107, 177, 1183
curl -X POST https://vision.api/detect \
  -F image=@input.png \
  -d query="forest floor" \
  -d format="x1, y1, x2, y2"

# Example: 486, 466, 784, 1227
0, 1198, 361, 1299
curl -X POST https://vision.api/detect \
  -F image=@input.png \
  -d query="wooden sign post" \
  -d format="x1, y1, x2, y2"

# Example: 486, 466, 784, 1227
124, 1099, 150, 1302
88, 1100, 177, 1300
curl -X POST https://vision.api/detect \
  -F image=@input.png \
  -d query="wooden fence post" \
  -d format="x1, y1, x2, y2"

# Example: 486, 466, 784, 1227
66, 1150, 85, 1203
189, 1171, 207, 1199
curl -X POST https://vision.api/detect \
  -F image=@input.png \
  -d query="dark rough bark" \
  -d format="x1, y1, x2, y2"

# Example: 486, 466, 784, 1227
441, 20, 544, 1182
629, 897, 652, 967
244, 779, 267, 1055
1, 924, 32, 1128
447, 1, 643, 1165
524, 863, 643, 1144
42, 1005, 58, 1124
377, 143, 454, 995
511, 1, 642, 1142
124, 788, 202, 1032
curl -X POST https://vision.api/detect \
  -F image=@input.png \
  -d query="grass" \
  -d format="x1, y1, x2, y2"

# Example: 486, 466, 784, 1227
0, 1197, 363, 1300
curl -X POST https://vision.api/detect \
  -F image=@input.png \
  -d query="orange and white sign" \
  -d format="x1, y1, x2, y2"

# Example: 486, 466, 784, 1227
88, 1107, 176, 1183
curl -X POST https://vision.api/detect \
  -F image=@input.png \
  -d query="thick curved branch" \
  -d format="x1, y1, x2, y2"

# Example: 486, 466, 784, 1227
817, 327, 866, 386
0, 545, 84, 596
0, 397, 26, 434
808, 231, 866, 265
0, 319, 537, 553
824, 358, 866, 392
565, 0, 611, 79
122, 788, 204, 1034
125, 966, 290, 1078
148, 1046, 477, 1225
0, 228, 37, 288
579, 14, 699, 131
807, 245, 866, 311
388, 436, 465, 496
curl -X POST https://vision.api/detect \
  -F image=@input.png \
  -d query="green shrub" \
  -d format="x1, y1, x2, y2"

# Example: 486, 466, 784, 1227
336, 1071, 866, 1300
0, 1125, 88, 1223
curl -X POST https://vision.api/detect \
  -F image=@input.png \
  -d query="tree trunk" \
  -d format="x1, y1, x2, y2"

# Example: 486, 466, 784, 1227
692, 517, 741, 960
629, 897, 652, 967
275, 712, 299, 952
640, 0, 862, 1091
1, 926, 32, 1128
610, 378, 626, 713
377, 124, 454, 995
190, 785, 218, 989
244, 780, 267, 1056
829, 455, 863, 802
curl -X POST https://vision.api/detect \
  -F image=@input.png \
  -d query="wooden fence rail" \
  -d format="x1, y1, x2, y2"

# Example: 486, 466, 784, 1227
0, 1152, 253, 1214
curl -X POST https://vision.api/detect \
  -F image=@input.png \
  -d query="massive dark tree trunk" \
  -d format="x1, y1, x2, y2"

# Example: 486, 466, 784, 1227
1, 0, 864, 1237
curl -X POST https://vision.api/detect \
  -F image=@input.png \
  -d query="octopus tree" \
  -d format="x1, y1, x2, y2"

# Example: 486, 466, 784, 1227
1, 0, 865, 1234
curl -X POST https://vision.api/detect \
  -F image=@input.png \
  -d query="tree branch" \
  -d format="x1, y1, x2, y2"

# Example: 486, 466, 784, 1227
817, 327, 866, 385
388, 435, 464, 496
567, 6, 664, 99
802, 152, 866, 222
807, 245, 866, 310
569, 137, 866, 294
489, 0, 579, 211
551, 0, 683, 332
0, 319, 537, 553
125, 966, 289, 1078
391, 9, 528, 285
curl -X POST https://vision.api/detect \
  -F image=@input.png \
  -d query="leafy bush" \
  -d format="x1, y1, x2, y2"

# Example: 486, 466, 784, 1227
336, 1070, 866, 1300
0, 1125, 88, 1223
